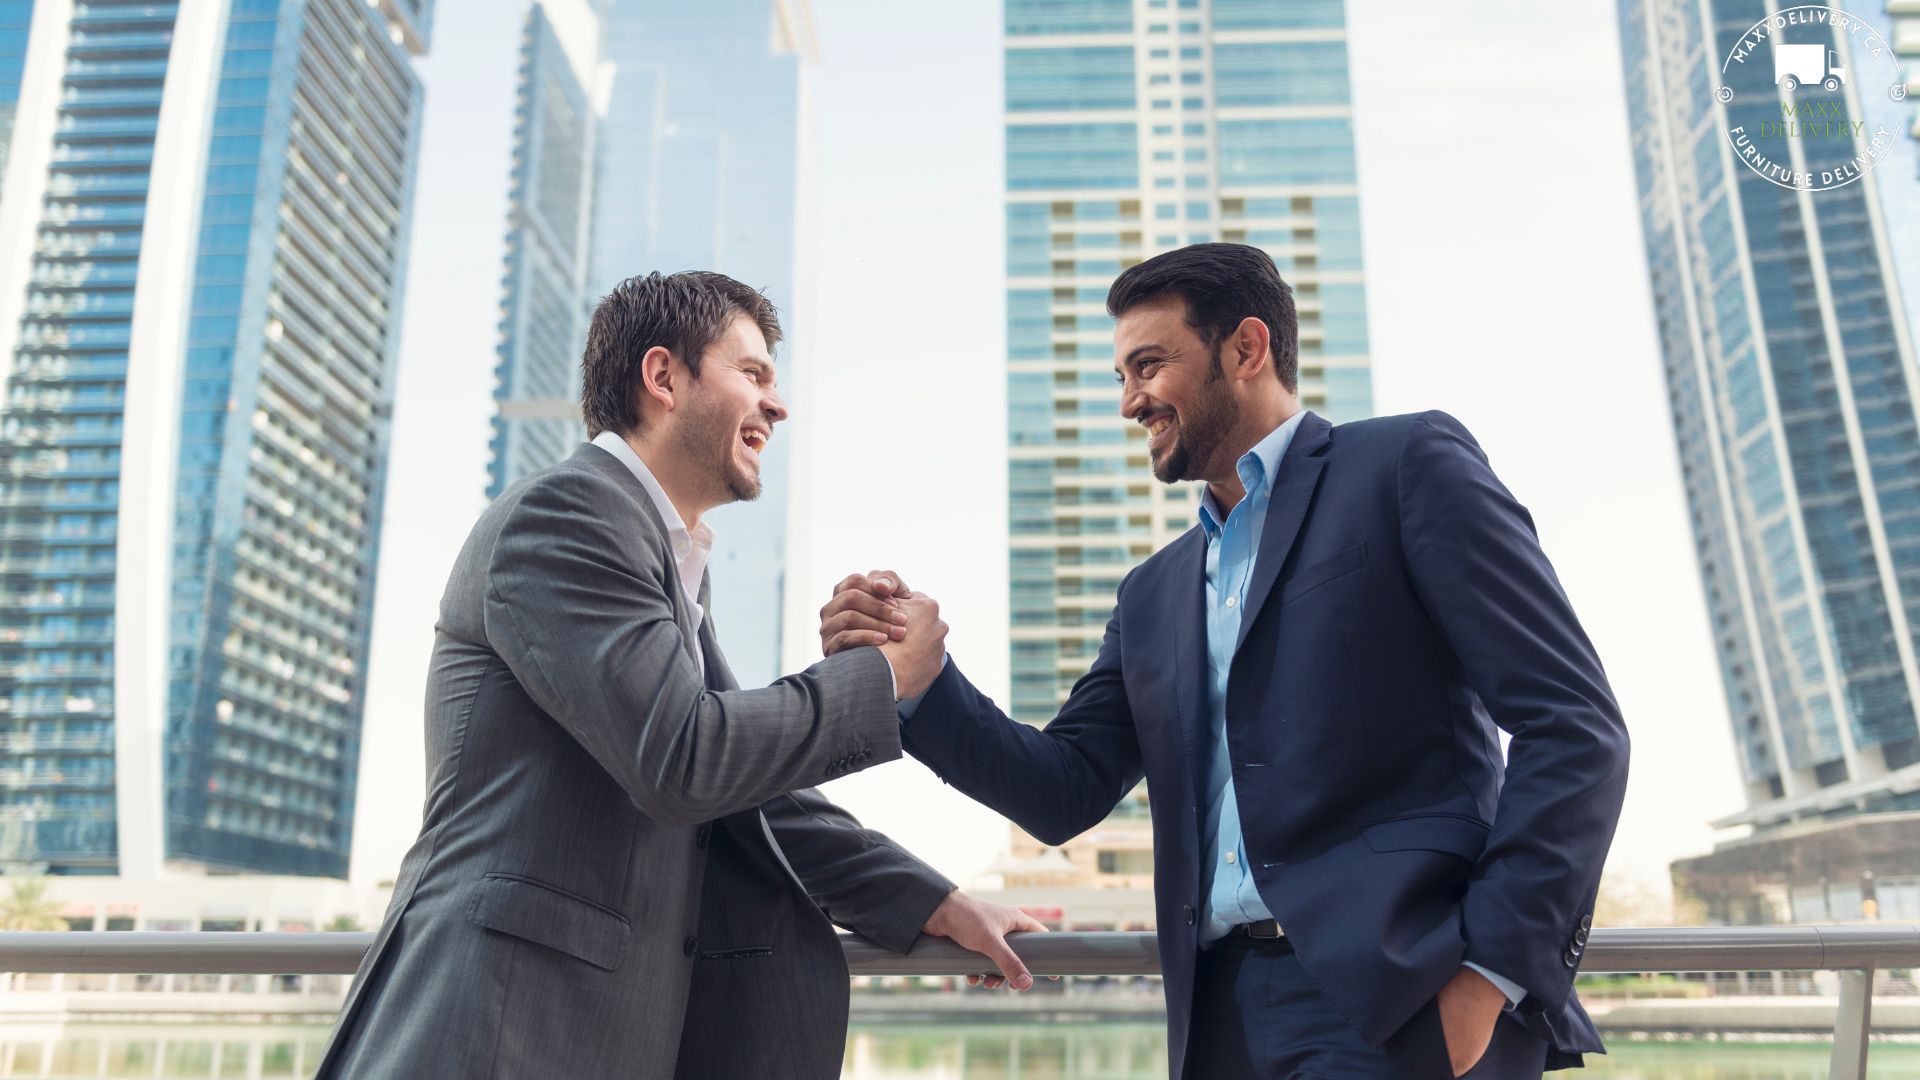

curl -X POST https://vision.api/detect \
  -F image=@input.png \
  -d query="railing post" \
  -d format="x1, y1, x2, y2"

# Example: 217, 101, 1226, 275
1828, 967, 1873, 1080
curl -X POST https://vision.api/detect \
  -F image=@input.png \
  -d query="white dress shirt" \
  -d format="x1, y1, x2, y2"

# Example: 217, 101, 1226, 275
591, 431, 714, 673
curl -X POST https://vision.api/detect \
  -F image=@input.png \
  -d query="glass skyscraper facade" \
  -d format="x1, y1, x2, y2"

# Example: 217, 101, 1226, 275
0, 0, 431, 877
488, 0, 811, 689
488, 0, 599, 498
1619, 0, 1920, 832
0, 2, 32, 202
1003, 0, 1375, 890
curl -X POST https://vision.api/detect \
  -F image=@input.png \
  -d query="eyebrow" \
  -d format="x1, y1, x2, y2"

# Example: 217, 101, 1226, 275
741, 357, 776, 382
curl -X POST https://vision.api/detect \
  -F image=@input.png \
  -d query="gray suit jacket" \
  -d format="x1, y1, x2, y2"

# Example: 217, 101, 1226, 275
316, 444, 955, 1079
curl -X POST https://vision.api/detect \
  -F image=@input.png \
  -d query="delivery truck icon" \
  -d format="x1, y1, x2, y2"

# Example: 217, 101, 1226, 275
1774, 43, 1847, 92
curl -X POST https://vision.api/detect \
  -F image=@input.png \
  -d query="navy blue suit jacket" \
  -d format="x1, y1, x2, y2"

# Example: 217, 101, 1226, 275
902, 410, 1629, 1075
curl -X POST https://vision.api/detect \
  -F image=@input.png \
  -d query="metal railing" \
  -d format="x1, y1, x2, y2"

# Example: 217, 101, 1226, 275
1, 925, 1916, 1079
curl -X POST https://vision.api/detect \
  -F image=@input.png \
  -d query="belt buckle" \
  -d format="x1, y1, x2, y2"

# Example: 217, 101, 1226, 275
1245, 919, 1282, 940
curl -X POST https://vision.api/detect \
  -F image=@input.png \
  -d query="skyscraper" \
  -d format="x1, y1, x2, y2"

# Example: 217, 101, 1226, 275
0, 0, 433, 878
1003, 0, 1374, 893
487, 0, 812, 689
488, 0, 601, 500
1620, 0, 1920, 923
0, 2, 33, 201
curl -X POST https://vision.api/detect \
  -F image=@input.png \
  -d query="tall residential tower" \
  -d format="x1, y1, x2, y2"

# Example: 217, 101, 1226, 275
0, 0, 432, 877
1002, 0, 1375, 895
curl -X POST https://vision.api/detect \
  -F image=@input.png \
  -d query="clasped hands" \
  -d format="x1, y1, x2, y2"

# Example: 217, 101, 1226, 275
818, 569, 946, 701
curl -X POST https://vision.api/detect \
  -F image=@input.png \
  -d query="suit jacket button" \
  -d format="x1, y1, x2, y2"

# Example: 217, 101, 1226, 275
1563, 949, 1579, 968
1580, 914, 1592, 931
1574, 927, 1589, 946
684, 935, 698, 958
1183, 905, 1196, 926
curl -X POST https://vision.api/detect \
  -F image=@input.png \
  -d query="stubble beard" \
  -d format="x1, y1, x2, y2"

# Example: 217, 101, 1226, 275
678, 396, 762, 508
1149, 350, 1235, 484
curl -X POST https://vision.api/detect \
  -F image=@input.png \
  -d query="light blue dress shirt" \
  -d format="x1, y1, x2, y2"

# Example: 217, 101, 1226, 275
1195, 411, 1303, 944
1192, 413, 1524, 1007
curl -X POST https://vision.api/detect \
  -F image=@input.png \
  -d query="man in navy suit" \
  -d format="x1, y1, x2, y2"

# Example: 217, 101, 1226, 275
819, 244, 1628, 1077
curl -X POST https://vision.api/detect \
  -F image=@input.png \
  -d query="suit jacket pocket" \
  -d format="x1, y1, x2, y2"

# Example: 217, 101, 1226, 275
467, 873, 631, 971
1360, 814, 1490, 862
1279, 542, 1367, 606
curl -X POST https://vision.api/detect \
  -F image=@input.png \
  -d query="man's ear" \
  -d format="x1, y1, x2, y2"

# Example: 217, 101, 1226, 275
638, 345, 676, 416
1229, 317, 1271, 382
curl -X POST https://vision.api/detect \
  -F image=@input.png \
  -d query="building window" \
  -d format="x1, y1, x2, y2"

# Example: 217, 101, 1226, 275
1877, 878, 1920, 920
1789, 885, 1828, 923
1096, 850, 1155, 874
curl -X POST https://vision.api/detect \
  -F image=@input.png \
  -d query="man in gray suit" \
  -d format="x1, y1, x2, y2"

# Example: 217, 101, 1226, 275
317, 271, 1044, 1079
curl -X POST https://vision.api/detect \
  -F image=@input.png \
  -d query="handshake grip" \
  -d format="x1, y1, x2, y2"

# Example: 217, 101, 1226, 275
819, 571, 948, 701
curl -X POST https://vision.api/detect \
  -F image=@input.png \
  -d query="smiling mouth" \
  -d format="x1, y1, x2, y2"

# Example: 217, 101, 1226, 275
741, 429, 768, 455
1143, 414, 1174, 450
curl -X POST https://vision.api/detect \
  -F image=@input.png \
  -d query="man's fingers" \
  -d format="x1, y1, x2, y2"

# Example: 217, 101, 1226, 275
820, 610, 904, 647
823, 630, 889, 656
865, 569, 911, 600
981, 937, 1033, 991
1014, 913, 1050, 934
822, 588, 905, 626
831, 573, 870, 596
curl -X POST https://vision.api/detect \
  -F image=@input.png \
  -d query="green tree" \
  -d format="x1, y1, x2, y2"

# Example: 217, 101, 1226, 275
0, 878, 68, 931
323, 914, 365, 933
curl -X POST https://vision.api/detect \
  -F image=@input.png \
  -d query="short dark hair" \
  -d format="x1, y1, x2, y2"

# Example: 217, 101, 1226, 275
580, 271, 783, 438
1106, 243, 1297, 392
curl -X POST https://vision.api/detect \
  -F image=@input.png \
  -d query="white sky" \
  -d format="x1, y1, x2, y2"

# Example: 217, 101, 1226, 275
349, 0, 1744, 899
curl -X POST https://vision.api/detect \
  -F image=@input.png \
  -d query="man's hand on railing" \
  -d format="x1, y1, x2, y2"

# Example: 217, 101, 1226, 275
920, 889, 1049, 990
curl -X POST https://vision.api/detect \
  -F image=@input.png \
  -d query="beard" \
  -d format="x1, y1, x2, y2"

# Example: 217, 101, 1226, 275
675, 393, 761, 505
1149, 349, 1236, 483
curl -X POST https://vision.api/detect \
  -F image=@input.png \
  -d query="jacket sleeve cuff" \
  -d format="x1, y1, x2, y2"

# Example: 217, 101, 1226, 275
895, 654, 950, 721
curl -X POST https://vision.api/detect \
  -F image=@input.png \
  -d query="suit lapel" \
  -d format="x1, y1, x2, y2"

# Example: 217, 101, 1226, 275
696, 573, 737, 691
1168, 531, 1211, 824
1234, 413, 1332, 655
575, 443, 702, 670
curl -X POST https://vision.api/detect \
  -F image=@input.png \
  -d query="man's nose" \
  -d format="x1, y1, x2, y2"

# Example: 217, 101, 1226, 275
763, 388, 790, 424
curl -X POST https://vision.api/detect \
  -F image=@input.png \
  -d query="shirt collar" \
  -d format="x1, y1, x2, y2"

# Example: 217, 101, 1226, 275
590, 430, 716, 561
1198, 410, 1310, 536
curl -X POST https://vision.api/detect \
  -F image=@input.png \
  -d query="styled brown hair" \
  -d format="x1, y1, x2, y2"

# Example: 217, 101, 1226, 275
1106, 243, 1298, 392
580, 271, 782, 438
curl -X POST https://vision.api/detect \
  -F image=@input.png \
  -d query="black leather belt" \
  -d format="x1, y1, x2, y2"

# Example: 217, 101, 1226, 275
1226, 919, 1283, 940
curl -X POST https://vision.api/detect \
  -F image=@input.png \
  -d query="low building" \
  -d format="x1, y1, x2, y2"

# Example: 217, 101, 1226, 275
1671, 812, 1920, 927
27, 876, 391, 935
